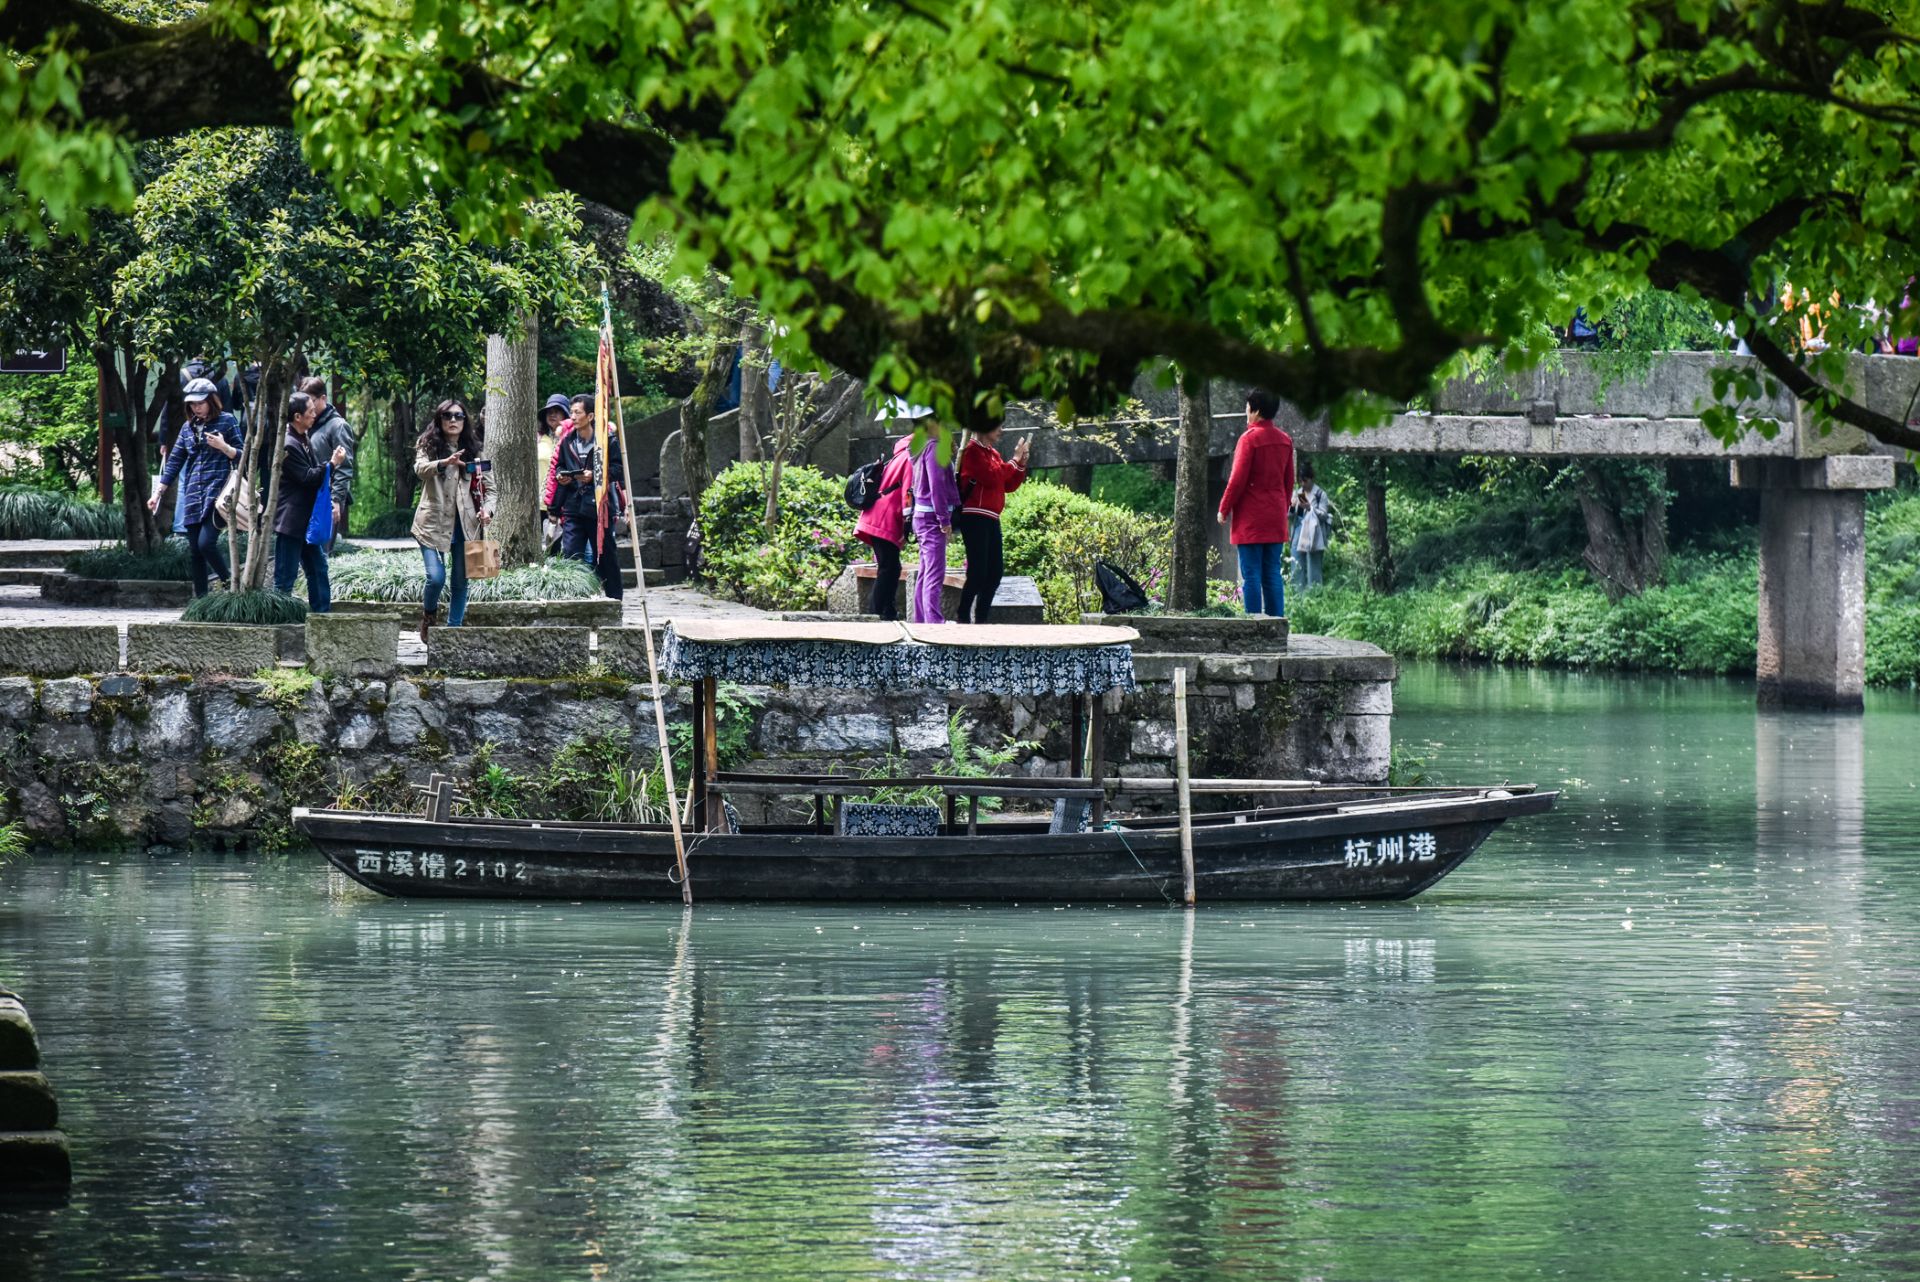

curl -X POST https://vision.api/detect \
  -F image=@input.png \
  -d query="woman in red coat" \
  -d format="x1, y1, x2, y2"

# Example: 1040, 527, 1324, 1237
955, 424, 1030, 623
1216, 388, 1295, 617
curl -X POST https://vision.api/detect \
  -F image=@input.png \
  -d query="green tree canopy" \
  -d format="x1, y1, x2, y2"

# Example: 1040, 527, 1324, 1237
8, 0, 1920, 448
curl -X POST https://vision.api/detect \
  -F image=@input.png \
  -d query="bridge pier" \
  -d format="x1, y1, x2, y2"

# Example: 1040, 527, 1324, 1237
1732, 457, 1895, 710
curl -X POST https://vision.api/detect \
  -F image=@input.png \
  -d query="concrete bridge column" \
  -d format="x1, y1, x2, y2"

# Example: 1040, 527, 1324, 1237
1731, 457, 1895, 710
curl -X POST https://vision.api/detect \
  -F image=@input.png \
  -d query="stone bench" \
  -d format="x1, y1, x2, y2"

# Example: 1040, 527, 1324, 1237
306, 613, 399, 679
0, 625, 119, 676
827, 563, 1045, 623
126, 622, 305, 674
427, 626, 592, 677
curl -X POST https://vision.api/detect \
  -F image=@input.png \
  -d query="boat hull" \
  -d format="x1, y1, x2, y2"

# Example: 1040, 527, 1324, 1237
295, 790, 1556, 903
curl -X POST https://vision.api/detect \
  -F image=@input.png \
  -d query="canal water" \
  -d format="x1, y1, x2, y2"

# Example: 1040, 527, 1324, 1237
3, 664, 1919, 1281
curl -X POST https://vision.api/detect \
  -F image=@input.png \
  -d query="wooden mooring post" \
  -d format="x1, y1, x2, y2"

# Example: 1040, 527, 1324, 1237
1173, 667, 1197, 907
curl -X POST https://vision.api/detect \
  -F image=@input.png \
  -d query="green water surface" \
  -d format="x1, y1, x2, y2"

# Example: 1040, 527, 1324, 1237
3, 663, 1918, 1281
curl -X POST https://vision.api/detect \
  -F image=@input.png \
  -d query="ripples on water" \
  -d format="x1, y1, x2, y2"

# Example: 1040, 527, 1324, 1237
3, 663, 1919, 1281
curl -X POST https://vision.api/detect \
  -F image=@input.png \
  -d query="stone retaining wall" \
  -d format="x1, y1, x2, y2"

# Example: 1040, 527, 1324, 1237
0, 637, 1391, 848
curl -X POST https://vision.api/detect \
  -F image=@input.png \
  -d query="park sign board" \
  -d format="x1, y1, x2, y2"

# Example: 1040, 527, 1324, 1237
1, 348, 66, 374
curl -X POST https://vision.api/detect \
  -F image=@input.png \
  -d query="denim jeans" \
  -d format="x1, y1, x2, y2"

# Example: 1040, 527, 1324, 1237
1237, 541, 1286, 617
185, 519, 231, 598
422, 518, 468, 626
273, 533, 331, 613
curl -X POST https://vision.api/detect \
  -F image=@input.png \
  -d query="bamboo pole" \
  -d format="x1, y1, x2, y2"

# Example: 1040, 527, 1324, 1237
602, 287, 692, 905
1173, 666, 1197, 907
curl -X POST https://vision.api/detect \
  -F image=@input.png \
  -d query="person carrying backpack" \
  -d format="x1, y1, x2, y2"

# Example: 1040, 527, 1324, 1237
853, 435, 915, 619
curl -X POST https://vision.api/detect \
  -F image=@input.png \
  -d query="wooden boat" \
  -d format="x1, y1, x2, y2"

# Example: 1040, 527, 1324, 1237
295, 621, 1557, 903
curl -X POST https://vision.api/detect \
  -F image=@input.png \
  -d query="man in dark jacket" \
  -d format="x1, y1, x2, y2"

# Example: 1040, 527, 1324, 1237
299, 376, 356, 548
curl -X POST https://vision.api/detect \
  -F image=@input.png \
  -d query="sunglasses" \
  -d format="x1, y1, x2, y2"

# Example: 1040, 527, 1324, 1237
443, 411, 467, 421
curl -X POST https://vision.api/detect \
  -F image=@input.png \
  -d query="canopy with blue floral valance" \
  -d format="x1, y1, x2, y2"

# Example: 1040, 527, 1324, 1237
660, 620, 1137, 696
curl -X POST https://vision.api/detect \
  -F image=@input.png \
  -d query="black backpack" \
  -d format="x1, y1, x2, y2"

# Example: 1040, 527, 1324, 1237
1095, 560, 1151, 614
844, 457, 887, 510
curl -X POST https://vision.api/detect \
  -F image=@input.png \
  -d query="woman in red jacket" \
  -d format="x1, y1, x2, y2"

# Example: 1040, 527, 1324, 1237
1216, 388, 1295, 617
955, 424, 1031, 623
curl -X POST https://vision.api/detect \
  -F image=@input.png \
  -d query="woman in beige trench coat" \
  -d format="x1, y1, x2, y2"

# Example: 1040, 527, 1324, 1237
412, 398, 497, 643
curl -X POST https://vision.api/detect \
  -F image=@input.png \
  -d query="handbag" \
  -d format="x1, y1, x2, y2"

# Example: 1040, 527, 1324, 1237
305, 464, 334, 545
464, 538, 503, 580
214, 466, 255, 532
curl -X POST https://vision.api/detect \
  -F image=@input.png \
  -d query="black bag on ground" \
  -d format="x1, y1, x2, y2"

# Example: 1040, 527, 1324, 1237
844, 457, 887, 510
1094, 560, 1151, 614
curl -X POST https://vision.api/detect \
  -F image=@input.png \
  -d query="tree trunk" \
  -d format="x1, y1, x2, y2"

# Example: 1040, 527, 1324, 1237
1364, 458, 1394, 595
484, 309, 542, 566
97, 345, 163, 554
1576, 461, 1668, 601
1168, 372, 1211, 611
737, 325, 769, 463
391, 396, 418, 513
679, 332, 740, 514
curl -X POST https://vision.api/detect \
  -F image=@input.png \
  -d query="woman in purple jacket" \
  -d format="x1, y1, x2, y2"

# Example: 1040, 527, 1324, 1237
901, 403, 959, 624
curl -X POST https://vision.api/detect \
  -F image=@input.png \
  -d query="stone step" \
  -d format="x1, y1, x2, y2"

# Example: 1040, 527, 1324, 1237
0, 568, 59, 587
0, 541, 100, 570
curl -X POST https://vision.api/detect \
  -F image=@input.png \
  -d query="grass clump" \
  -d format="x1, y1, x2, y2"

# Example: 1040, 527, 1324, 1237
181, 589, 309, 625
0, 485, 124, 539
0, 818, 28, 868
329, 551, 600, 603
251, 666, 319, 711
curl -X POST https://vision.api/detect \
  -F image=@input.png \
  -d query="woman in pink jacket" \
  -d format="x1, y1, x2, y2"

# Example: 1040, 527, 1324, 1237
854, 435, 915, 620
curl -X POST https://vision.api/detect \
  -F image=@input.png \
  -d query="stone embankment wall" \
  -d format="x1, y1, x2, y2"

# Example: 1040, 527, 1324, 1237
0, 642, 1389, 848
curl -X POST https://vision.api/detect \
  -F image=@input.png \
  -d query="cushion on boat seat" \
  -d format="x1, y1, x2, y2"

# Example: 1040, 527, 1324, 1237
839, 802, 943, 837
722, 799, 742, 835
1049, 798, 1092, 834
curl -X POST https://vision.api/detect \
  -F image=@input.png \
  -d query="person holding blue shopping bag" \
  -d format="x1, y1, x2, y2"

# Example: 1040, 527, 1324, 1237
272, 391, 346, 612
411, 399, 496, 644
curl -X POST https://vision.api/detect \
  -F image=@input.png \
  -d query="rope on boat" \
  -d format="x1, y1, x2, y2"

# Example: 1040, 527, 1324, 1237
1113, 828, 1175, 906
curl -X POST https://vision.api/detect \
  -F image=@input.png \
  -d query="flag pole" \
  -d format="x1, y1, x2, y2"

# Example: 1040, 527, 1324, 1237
602, 284, 692, 905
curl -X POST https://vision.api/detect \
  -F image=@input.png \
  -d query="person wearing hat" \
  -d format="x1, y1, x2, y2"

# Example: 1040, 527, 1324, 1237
537, 392, 575, 551
898, 401, 959, 624
149, 377, 243, 597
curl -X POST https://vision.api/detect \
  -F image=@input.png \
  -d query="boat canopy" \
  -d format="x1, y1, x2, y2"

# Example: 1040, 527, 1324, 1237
661, 620, 1139, 694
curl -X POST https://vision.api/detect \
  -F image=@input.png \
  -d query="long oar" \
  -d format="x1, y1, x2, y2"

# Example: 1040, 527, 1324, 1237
601, 286, 692, 904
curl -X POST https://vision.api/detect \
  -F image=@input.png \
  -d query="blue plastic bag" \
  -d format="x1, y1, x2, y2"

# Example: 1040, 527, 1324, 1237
305, 464, 334, 545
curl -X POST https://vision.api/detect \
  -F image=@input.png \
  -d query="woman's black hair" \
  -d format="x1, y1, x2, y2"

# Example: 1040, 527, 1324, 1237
416, 398, 484, 460
1246, 388, 1281, 420
286, 391, 313, 427
1300, 458, 1316, 483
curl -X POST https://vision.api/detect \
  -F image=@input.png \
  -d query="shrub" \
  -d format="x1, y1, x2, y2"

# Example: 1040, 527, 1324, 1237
329, 551, 600, 602
66, 539, 195, 581
359, 508, 415, 538
1003, 479, 1173, 622
181, 589, 309, 624
698, 461, 859, 610
0, 485, 124, 539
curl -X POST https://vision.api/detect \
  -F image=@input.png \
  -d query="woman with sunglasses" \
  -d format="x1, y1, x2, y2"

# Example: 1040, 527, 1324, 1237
410, 399, 495, 643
